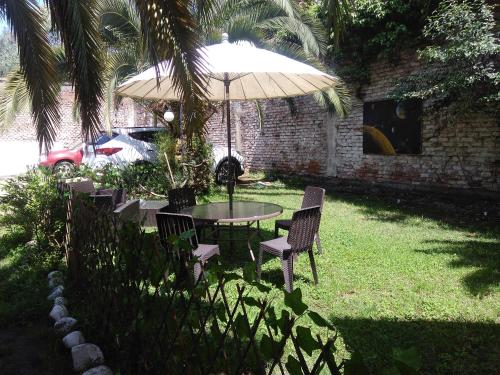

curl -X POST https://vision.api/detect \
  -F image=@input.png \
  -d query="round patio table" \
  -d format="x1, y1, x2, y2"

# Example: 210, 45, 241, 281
180, 201, 283, 260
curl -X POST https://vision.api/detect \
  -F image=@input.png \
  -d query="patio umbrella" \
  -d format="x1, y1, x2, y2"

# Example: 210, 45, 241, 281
116, 34, 340, 206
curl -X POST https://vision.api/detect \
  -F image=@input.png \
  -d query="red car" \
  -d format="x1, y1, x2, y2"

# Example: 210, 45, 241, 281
39, 144, 84, 175
39, 133, 115, 175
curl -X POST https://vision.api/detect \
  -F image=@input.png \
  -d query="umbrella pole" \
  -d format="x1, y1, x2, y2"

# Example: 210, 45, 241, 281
224, 73, 235, 252
224, 73, 233, 209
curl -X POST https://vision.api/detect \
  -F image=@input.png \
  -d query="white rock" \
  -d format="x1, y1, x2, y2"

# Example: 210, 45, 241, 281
48, 277, 63, 289
71, 344, 105, 372
54, 317, 78, 337
54, 296, 67, 306
82, 365, 113, 375
62, 331, 85, 349
47, 285, 64, 301
47, 270, 62, 280
49, 304, 68, 322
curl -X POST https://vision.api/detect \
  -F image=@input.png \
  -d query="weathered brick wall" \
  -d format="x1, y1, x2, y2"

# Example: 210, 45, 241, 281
0, 84, 151, 149
206, 97, 330, 176
206, 53, 499, 191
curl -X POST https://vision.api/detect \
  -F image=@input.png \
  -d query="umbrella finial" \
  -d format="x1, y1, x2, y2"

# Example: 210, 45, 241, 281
222, 32, 229, 43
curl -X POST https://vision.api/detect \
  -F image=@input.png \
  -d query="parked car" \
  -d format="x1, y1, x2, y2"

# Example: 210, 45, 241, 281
38, 132, 114, 175
39, 127, 245, 183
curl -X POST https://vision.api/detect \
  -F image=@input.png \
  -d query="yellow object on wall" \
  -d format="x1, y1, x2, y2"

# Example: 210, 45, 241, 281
363, 125, 396, 155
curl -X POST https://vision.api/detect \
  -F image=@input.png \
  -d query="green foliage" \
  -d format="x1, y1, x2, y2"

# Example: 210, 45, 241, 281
0, 31, 19, 77
331, 0, 439, 84
391, 0, 499, 115
0, 168, 65, 263
73, 162, 170, 198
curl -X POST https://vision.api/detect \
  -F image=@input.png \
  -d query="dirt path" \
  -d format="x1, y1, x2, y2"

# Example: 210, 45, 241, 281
0, 322, 72, 375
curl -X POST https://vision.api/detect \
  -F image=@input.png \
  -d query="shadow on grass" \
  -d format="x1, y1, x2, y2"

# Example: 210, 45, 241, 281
201, 225, 278, 273
418, 239, 500, 296
259, 267, 313, 289
0, 230, 52, 326
244, 178, 500, 235
0, 229, 71, 374
331, 316, 500, 375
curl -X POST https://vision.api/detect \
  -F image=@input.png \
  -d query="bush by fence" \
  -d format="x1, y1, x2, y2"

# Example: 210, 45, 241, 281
0, 168, 66, 263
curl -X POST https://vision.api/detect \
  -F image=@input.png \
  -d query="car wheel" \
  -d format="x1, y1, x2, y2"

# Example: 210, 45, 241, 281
215, 159, 241, 185
54, 161, 75, 177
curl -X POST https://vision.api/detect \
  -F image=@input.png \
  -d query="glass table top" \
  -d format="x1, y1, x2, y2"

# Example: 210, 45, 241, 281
180, 201, 283, 223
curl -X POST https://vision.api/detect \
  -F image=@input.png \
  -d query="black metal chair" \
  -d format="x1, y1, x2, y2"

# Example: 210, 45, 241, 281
275, 186, 325, 254
258, 206, 321, 293
163, 187, 208, 240
113, 199, 140, 223
156, 212, 219, 281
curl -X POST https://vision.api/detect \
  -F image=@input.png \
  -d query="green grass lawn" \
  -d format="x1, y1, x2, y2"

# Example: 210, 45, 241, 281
203, 182, 500, 374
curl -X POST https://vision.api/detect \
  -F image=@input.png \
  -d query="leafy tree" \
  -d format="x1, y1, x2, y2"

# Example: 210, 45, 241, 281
329, 0, 440, 87
0, 30, 18, 76
392, 0, 499, 116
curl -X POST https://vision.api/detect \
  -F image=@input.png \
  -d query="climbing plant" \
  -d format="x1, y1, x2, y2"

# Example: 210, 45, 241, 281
391, 0, 499, 116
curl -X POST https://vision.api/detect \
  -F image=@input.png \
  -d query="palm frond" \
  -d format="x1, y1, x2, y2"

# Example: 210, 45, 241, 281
132, 0, 208, 103
258, 16, 326, 57
99, 0, 140, 46
103, 48, 139, 130
313, 79, 351, 117
46, 0, 104, 143
0, 69, 31, 132
0, 0, 60, 150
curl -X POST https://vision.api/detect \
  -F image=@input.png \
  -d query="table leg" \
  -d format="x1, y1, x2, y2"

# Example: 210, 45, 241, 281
246, 220, 264, 261
229, 222, 234, 252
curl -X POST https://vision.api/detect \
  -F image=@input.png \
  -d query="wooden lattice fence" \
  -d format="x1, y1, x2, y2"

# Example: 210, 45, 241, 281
66, 196, 343, 374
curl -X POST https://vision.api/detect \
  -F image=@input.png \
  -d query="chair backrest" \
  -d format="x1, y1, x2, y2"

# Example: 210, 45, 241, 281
156, 212, 198, 253
301, 186, 326, 211
114, 199, 140, 223
287, 206, 321, 253
67, 180, 96, 194
93, 195, 114, 211
97, 188, 127, 207
168, 187, 196, 213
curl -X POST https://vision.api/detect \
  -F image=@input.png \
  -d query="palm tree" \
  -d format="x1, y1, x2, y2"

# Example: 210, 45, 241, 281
0, 0, 207, 149
100, 0, 351, 128
196, 0, 351, 115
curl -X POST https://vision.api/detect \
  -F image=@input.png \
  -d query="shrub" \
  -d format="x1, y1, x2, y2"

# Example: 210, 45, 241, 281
73, 162, 171, 199
0, 167, 66, 263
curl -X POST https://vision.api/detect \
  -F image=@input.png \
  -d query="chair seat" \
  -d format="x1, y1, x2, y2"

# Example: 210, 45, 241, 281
275, 219, 292, 230
194, 243, 220, 262
260, 236, 291, 258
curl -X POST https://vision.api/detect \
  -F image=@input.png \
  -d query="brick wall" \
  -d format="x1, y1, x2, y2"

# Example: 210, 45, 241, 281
206, 97, 330, 176
335, 53, 499, 191
205, 53, 499, 191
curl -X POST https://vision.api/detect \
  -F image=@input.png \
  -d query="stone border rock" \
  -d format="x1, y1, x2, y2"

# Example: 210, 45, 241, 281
47, 271, 113, 374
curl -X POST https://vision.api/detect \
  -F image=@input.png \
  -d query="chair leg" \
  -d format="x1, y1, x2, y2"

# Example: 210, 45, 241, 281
308, 250, 318, 285
315, 232, 322, 254
282, 254, 294, 293
274, 223, 279, 238
257, 247, 264, 282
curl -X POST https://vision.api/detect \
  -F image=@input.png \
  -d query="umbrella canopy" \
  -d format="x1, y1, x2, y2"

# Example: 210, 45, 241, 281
116, 35, 340, 207
116, 39, 339, 101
